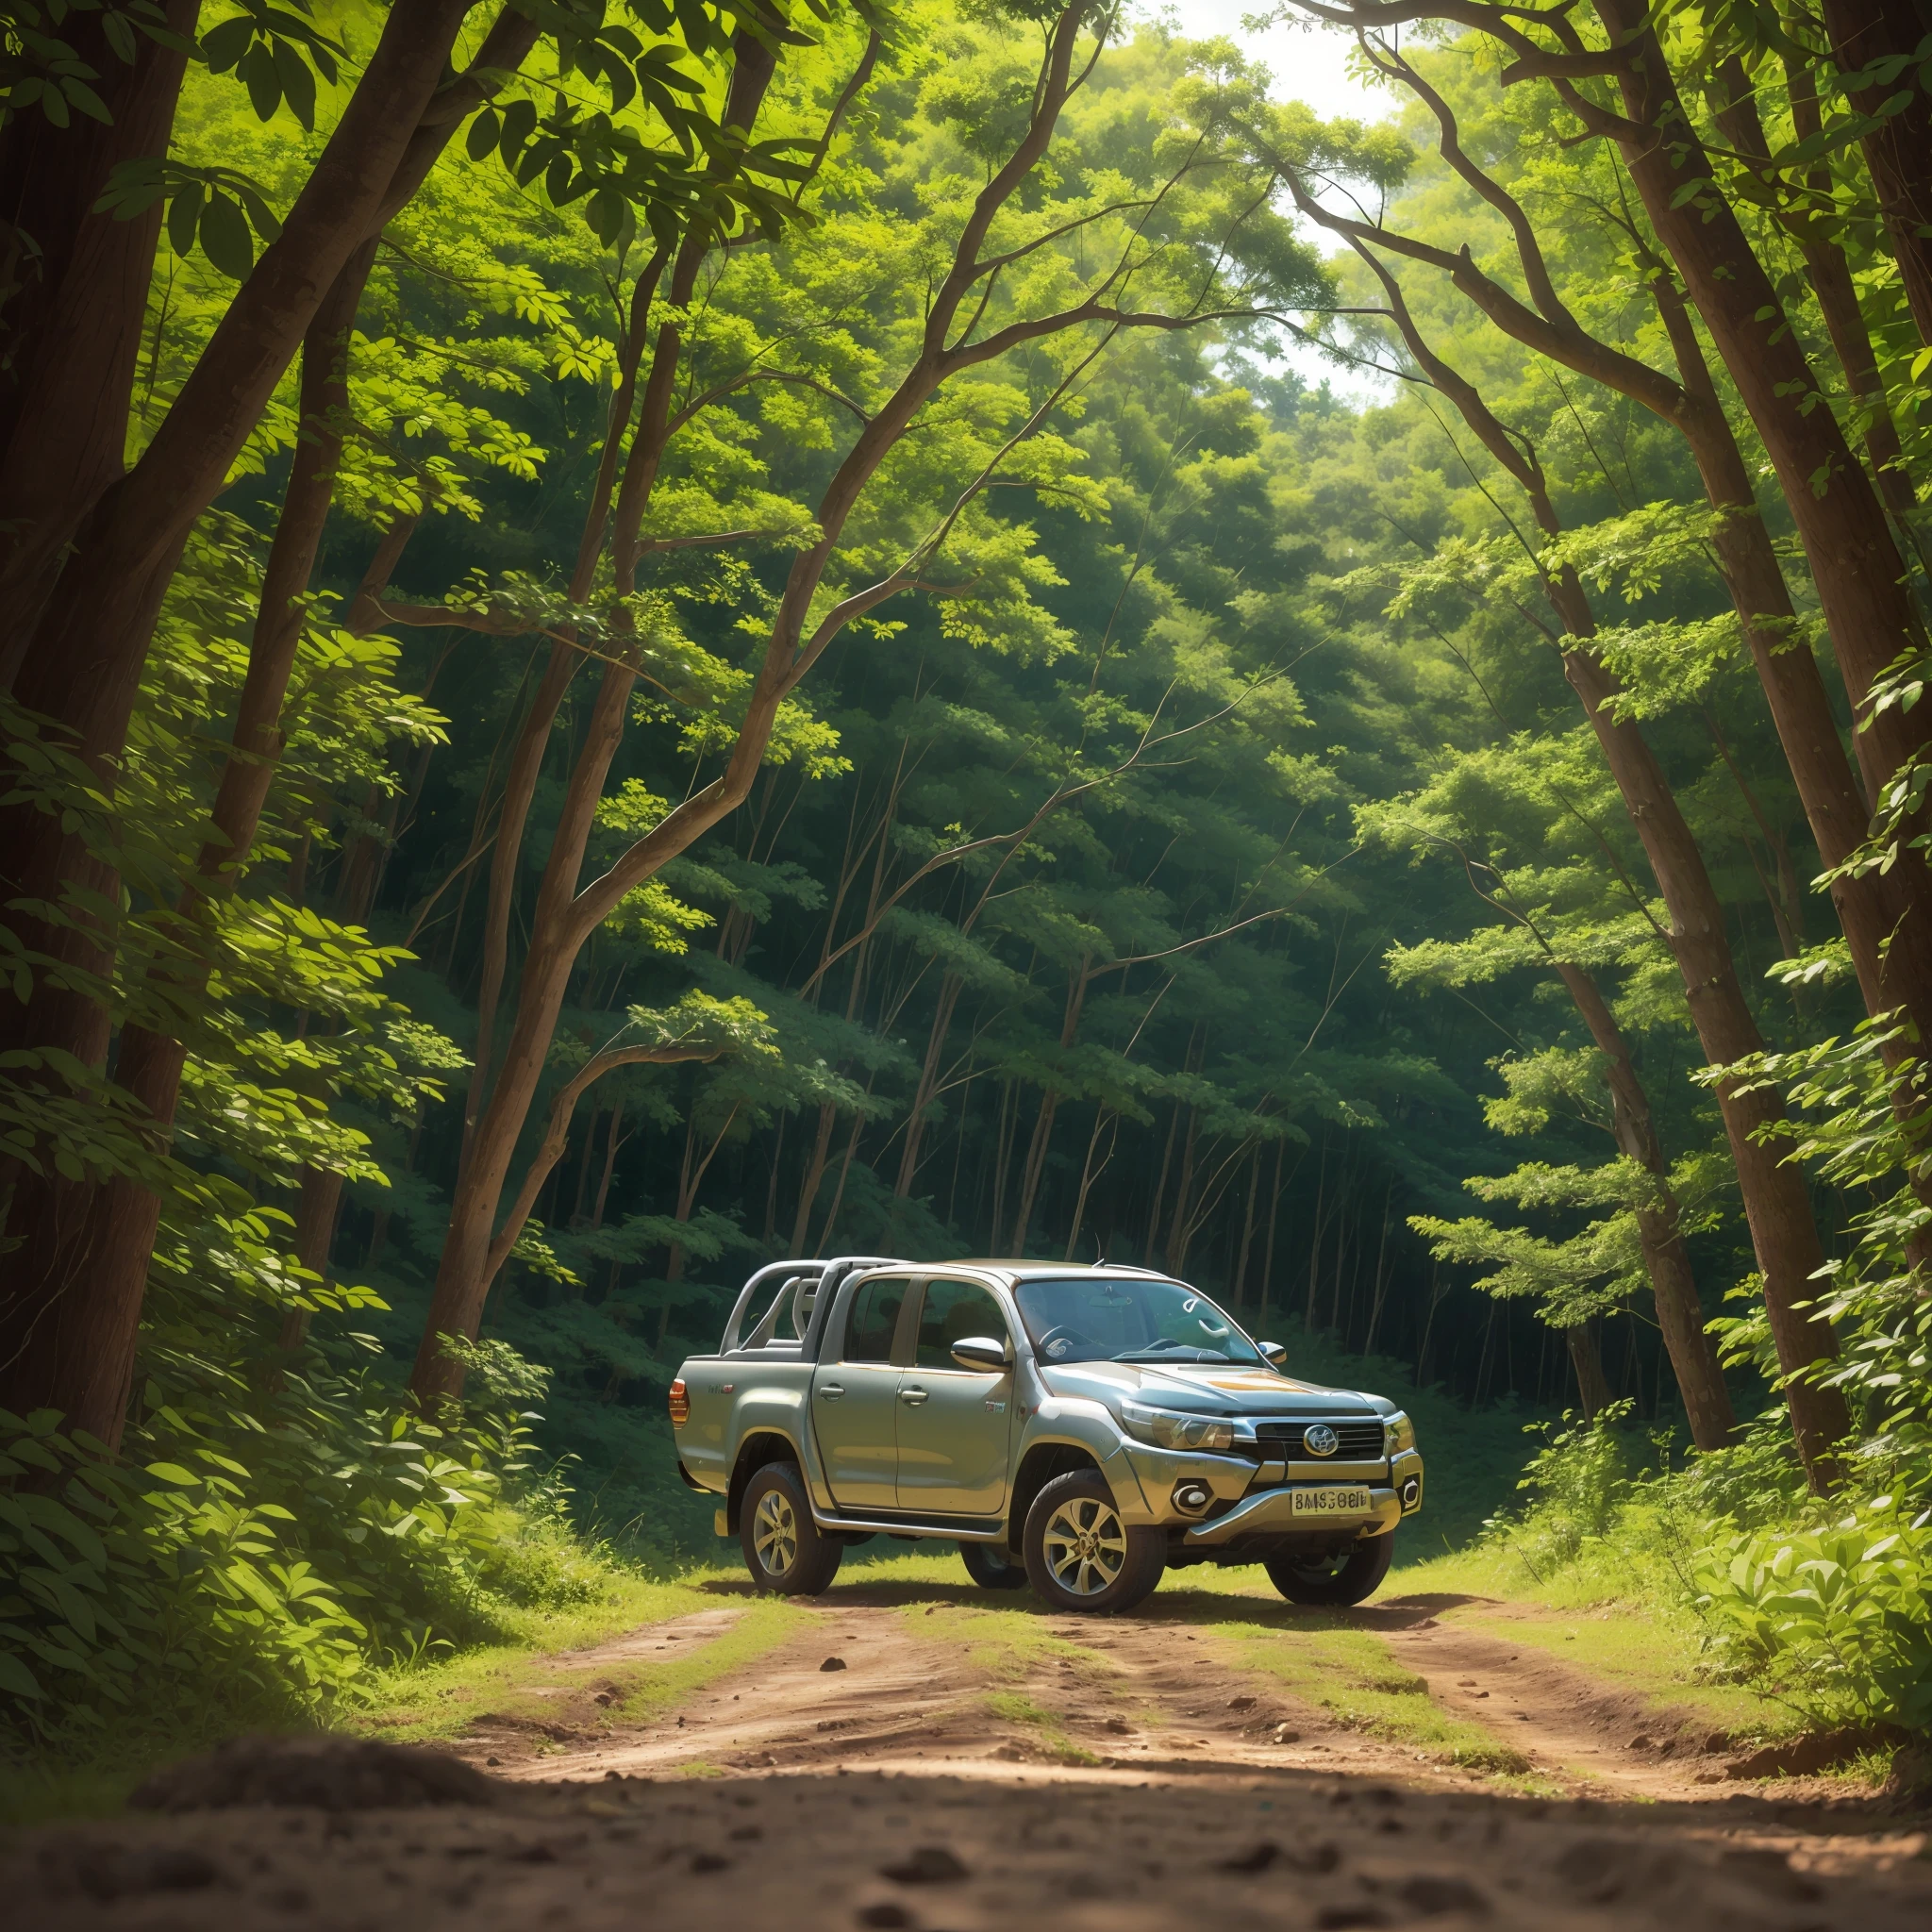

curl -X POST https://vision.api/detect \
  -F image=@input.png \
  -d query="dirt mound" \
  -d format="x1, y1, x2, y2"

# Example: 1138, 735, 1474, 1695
129, 1735, 503, 1813
1723, 1726, 1901, 1781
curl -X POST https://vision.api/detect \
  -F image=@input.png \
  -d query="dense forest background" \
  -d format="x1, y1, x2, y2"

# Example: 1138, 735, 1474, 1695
7, 0, 1932, 1744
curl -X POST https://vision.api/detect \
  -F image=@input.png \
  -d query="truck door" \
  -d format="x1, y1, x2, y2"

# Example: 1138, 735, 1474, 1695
894, 1277, 1014, 1517
814, 1273, 912, 1511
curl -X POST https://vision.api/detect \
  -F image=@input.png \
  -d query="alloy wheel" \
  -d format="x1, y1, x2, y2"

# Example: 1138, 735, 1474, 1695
753, 1488, 798, 1575
1041, 1496, 1126, 1596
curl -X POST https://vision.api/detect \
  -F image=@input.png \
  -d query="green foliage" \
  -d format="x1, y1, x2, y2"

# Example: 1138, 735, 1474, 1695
1483, 1402, 1651, 1577
0, 1354, 609, 1744
1693, 1502, 1932, 1730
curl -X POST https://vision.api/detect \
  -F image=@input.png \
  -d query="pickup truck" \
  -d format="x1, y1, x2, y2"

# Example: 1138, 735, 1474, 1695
670, 1257, 1424, 1615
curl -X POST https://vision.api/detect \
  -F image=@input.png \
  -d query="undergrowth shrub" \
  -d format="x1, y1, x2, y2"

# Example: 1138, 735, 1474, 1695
1692, 1501, 1932, 1730
0, 1332, 617, 1758
1480, 1401, 1652, 1580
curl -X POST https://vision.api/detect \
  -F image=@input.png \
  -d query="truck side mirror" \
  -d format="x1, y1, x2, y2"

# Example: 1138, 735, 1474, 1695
950, 1336, 1012, 1372
1258, 1340, 1287, 1366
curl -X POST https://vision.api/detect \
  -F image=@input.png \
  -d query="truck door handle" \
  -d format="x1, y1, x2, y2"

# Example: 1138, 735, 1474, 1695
818, 1384, 843, 1401
898, 1386, 928, 1406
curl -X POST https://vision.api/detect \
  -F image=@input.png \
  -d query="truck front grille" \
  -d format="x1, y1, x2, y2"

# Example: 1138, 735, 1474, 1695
1251, 1419, 1386, 1459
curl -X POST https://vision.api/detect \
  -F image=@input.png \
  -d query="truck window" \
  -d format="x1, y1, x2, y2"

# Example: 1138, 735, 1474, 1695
914, 1279, 1008, 1370
842, 1275, 910, 1363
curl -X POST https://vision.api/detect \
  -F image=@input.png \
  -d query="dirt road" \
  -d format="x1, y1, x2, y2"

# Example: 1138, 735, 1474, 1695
13, 1567, 1930, 1929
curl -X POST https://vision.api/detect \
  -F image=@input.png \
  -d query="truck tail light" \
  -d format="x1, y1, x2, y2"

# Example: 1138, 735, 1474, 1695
668, 1378, 689, 1429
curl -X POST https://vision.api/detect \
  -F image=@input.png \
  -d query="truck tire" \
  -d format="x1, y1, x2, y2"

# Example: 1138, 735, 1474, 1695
1022, 1471, 1165, 1614
1264, 1529, 1395, 1607
958, 1540, 1028, 1590
740, 1462, 843, 1596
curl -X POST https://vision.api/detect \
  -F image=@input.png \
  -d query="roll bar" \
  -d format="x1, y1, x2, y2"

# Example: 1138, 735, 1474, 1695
718, 1255, 908, 1358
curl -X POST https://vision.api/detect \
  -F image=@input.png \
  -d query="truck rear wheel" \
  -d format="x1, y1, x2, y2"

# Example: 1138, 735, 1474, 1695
1264, 1529, 1394, 1607
959, 1540, 1028, 1590
1022, 1471, 1165, 1614
740, 1462, 843, 1596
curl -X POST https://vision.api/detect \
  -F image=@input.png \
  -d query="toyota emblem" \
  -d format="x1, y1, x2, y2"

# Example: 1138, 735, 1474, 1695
1303, 1423, 1340, 1457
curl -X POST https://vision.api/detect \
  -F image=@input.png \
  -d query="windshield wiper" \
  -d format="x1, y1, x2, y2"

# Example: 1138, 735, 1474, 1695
1113, 1348, 1235, 1363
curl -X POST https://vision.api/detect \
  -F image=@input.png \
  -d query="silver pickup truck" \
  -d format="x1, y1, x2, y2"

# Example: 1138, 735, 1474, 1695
670, 1257, 1424, 1615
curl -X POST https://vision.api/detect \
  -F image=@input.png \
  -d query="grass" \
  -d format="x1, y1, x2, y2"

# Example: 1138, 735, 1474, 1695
356, 1567, 807, 1745
1391, 1540, 1813, 1745
1206, 1612, 1538, 1776
0, 1563, 797, 1825
983, 1690, 1105, 1765
897, 1584, 1118, 1763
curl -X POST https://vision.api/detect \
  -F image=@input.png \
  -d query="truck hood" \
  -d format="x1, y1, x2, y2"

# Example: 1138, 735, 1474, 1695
1039, 1358, 1385, 1416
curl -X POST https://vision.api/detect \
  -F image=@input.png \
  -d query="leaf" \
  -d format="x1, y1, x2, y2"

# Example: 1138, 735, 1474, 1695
242, 44, 283, 122
498, 95, 537, 157
168, 183, 204, 258
0, 1650, 42, 1700
466, 105, 501, 161
202, 15, 255, 71
272, 36, 316, 130
198, 194, 257, 278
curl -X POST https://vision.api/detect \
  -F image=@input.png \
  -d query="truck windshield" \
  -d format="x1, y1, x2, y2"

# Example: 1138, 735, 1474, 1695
1013, 1276, 1262, 1366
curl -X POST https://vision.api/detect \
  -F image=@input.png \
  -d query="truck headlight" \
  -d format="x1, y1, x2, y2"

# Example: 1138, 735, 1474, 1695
1385, 1411, 1415, 1456
1120, 1402, 1235, 1452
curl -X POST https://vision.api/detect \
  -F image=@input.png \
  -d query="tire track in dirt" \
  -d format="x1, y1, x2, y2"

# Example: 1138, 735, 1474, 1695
1370, 1596, 1736, 1799
450, 1575, 1879, 1812
463, 1584, 1486, 1791
476, 1595, 1012, 1780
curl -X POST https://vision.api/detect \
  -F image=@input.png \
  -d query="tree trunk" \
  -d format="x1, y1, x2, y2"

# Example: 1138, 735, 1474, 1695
1232, 1141, 1261, 1309
1561, 640, 1846, 1481
1063, 1109, 1118, 1262
0, 244, 373, 1450
1771, 58, 1924, 531
895, 971, 963, 1196
1374, 271, 1849, 1485
276, 1167, 348, 1355
0, 0, 201, 663
591, 1103, 625, 1230
791, 1103, 840, 1254
1819, 0, 1932, 349
0, 0, 501, 1120
1555, 962, 1736, 1449
1315, 59, 1932, 1052
1008, 966, 1090, 1254
1163, 1106, 1201, 1274
1584, 0, 1929, 805
404, 5, 1139, 1401
1566, 1320, 1613, 1420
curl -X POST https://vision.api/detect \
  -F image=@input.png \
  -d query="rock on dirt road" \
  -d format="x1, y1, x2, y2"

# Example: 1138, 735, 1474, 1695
10, 1579, 1930, 1930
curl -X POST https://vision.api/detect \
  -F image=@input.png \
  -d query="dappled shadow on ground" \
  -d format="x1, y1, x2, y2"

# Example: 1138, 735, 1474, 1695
18, 1747, 1928, 1932
1137, 1585, 1499, 1634
697, 1563, 1499, 1626
694, 1573, 1001, 1610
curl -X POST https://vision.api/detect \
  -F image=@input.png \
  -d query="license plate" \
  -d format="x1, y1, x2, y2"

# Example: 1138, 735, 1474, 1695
1291, 1486, 1373, 1517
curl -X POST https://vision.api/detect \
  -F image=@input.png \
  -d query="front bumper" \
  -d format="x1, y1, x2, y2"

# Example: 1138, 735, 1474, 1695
1119, 1439, 1425, 1537
1182, 1482, 1403, 1545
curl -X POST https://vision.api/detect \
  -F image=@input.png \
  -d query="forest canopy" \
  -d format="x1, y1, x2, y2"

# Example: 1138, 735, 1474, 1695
6, 0, 1932, 1744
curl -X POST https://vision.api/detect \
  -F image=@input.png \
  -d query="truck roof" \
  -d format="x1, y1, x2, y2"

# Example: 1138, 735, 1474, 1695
892, 1260, 1175, 1283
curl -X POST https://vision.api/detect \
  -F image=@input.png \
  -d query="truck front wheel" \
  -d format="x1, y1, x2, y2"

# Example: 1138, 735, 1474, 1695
740, 1463, 843, 1596
1022, 1472, 1165, 1614
1264, 1529, 1394, 1607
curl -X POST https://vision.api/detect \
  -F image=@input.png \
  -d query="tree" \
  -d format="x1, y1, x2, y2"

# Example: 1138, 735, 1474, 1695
1338, 258, 1846, 1480
405, 1, 1332, 1404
